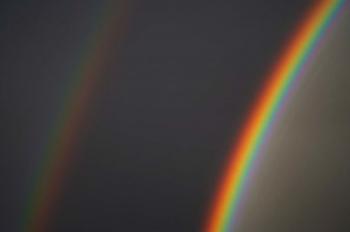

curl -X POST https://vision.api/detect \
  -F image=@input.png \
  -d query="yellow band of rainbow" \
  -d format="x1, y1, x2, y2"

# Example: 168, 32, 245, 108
21, 1, 129, 231
205, 1, 346, 231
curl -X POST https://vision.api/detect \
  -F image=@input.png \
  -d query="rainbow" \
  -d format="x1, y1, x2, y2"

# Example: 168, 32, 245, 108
205, 1, 346, 232
21, 1, 129, 231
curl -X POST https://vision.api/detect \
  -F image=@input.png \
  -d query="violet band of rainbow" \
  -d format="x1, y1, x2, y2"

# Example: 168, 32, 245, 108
21, 1, 129, 231
205, 1, 346, 232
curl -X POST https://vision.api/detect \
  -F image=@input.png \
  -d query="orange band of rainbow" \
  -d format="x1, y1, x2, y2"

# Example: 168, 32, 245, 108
205, 1, 346, 231
21, 1, 129, 231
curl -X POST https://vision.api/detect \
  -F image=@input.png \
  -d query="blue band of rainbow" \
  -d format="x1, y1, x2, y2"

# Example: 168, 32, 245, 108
205, 1, 346, 231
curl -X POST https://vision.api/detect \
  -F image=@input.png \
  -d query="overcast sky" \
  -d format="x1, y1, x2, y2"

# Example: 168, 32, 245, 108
1, 1, 349, 231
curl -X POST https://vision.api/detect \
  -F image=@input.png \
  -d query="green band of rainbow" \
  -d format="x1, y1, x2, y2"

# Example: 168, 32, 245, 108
21, 1, 129, 231
205, 1, 346, 231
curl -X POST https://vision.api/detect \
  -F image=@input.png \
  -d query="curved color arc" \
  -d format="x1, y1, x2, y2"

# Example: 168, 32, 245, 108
205, 1, 346, 232
21, 1, 129, 231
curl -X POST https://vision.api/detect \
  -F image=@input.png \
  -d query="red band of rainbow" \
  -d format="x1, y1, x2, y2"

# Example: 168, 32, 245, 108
21, 1, 129, 231
205, 1, 346, 232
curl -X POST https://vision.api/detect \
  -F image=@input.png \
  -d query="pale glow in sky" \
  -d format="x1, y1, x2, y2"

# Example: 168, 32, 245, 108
236, 11, 350, 232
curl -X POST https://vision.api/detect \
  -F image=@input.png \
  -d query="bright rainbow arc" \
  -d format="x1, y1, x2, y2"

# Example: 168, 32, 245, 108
205, 1, 346, 232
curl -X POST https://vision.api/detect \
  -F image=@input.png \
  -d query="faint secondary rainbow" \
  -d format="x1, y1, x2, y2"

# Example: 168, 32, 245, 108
21, 1, 129, 231
205, 1, 346, 232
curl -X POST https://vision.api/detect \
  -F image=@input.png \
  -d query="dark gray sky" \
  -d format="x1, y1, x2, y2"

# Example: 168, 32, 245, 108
3, 1, 348, 232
